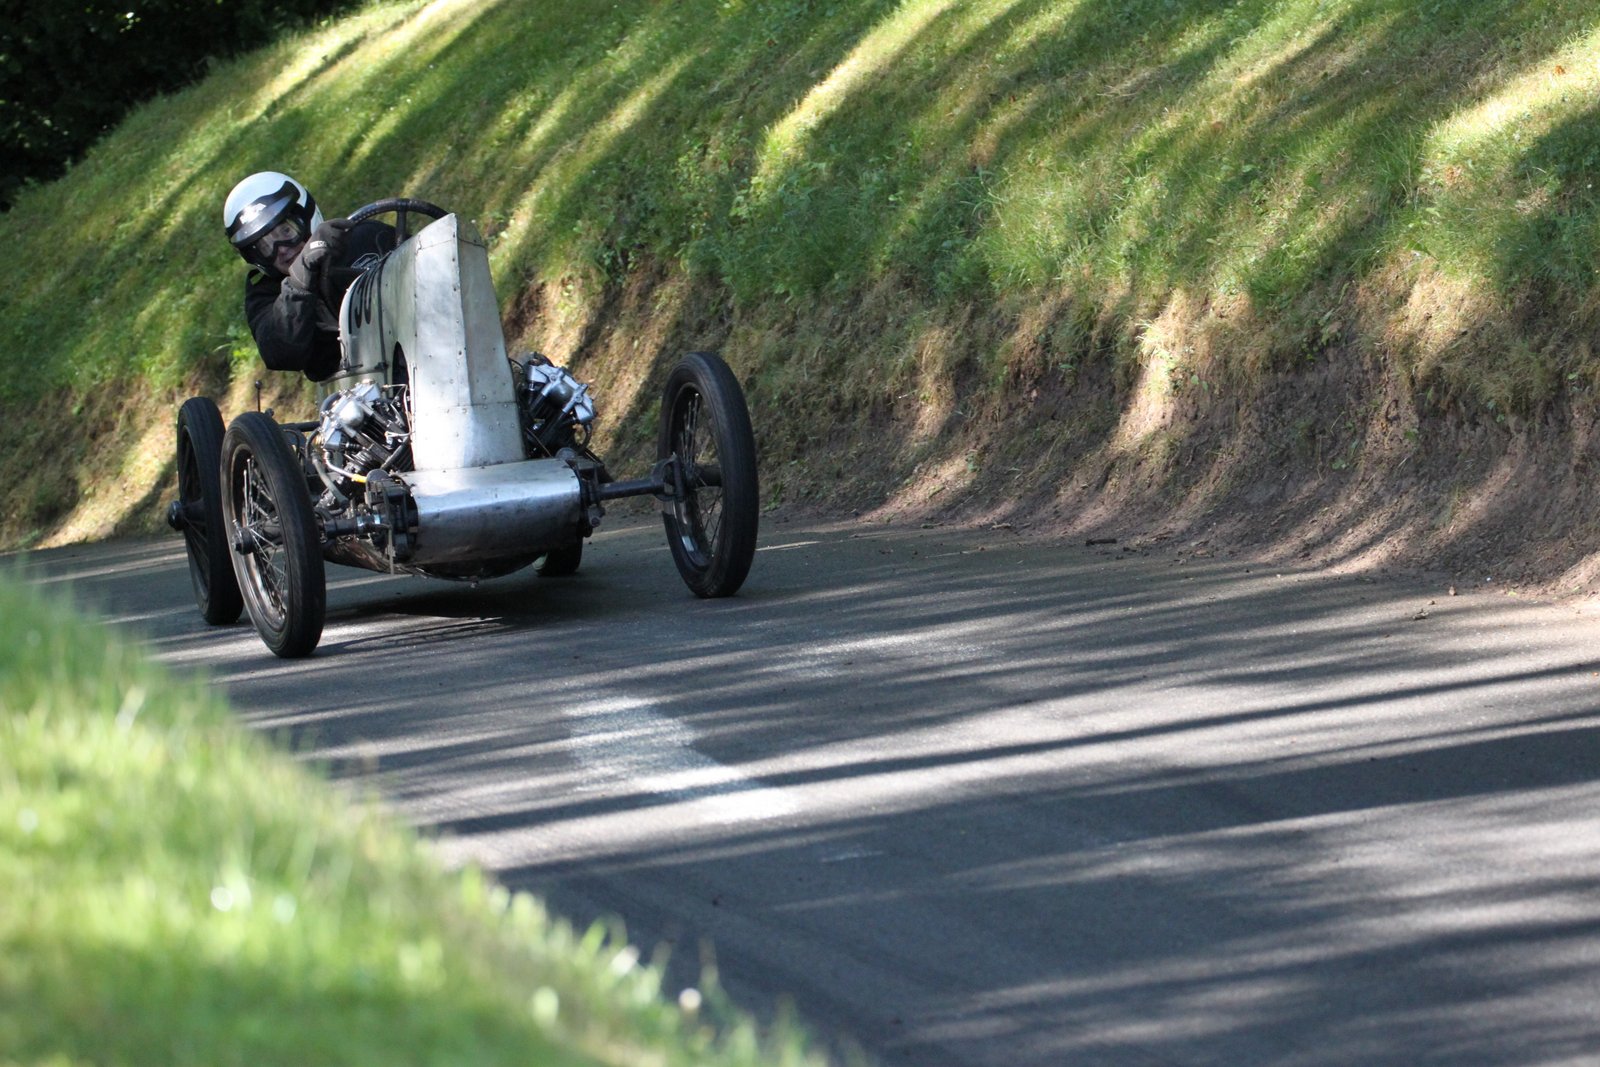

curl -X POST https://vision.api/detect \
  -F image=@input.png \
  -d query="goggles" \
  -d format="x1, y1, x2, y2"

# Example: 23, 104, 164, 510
253, 218, 306, 259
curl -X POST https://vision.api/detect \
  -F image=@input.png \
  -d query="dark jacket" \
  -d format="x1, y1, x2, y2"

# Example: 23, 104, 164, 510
243, 219, 397, 382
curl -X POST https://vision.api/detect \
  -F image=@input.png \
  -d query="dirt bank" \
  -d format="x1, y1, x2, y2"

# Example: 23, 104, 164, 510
509, 265, 1600, 604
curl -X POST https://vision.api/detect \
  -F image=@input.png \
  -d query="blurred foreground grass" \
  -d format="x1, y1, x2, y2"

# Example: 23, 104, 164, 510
0, 571, 831, 1067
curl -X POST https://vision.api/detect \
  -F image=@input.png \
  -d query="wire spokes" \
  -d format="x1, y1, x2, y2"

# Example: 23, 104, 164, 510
672, 390, 725, 565
237, 457, 289, 625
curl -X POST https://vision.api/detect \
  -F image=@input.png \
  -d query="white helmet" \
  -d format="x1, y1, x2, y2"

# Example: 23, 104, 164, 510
223, 171, 324, 272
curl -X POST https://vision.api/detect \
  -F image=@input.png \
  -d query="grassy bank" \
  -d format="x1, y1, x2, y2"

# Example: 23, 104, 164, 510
0, 569, 829, 1065
3, 0, 1600, 558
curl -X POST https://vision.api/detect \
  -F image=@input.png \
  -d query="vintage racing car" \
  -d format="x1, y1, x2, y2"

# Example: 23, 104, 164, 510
168, 198, 759, 657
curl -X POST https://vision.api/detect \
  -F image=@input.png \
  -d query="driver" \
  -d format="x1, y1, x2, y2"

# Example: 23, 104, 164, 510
223, 171, 397, 381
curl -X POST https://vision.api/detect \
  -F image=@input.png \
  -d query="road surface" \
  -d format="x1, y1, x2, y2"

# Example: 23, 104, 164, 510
14, 516, 1600, 1065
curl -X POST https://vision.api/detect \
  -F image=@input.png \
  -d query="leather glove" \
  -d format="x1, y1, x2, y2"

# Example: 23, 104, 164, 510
287, 218, 355, 291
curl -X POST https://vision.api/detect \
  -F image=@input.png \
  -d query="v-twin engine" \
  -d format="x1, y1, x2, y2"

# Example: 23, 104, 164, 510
314, 380, 412, 499
517, 355, 595, 456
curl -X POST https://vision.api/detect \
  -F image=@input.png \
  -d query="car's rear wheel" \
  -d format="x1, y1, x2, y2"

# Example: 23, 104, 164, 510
174, 397, 244, 624
222, 412, 325, 658
536, 541, 583, 576
657, 352, 759, 597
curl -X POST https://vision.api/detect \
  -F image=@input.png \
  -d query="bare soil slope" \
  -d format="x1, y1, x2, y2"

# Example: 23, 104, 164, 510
505, 266, 1600, 602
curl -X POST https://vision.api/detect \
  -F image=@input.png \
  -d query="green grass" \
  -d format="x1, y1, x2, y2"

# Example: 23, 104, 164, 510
3, 0, 1600, 542
0, 571, 831, 1066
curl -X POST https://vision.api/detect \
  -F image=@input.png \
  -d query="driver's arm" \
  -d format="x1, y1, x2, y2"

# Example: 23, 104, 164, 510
244, 271, 340, 380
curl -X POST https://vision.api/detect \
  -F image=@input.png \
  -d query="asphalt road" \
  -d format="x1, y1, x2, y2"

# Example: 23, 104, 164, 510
14, 515, 1600, 1066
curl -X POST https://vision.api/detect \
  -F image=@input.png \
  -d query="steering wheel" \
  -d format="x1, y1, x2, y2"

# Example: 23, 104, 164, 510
323, 197, 450, 308
346, 196, 449, 241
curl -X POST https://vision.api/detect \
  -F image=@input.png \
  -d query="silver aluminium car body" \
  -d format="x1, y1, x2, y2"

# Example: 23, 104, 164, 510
332, 213, 580, 567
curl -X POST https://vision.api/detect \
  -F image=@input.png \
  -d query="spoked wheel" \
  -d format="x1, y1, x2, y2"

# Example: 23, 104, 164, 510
172, 397, 243, 624
536, 541, 583, 577
657, 352, 759, 597
221, 412, 325, 658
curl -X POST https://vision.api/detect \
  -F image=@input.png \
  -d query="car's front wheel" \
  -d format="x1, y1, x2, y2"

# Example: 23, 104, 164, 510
657, 352, 759, 598
221, 412, 325, 658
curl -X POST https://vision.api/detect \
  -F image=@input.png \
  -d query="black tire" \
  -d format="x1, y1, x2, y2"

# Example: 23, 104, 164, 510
175, 397, 244, 624
657, 352, 759, 597
536, 541, 583, 577
221, 412, 325, 658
